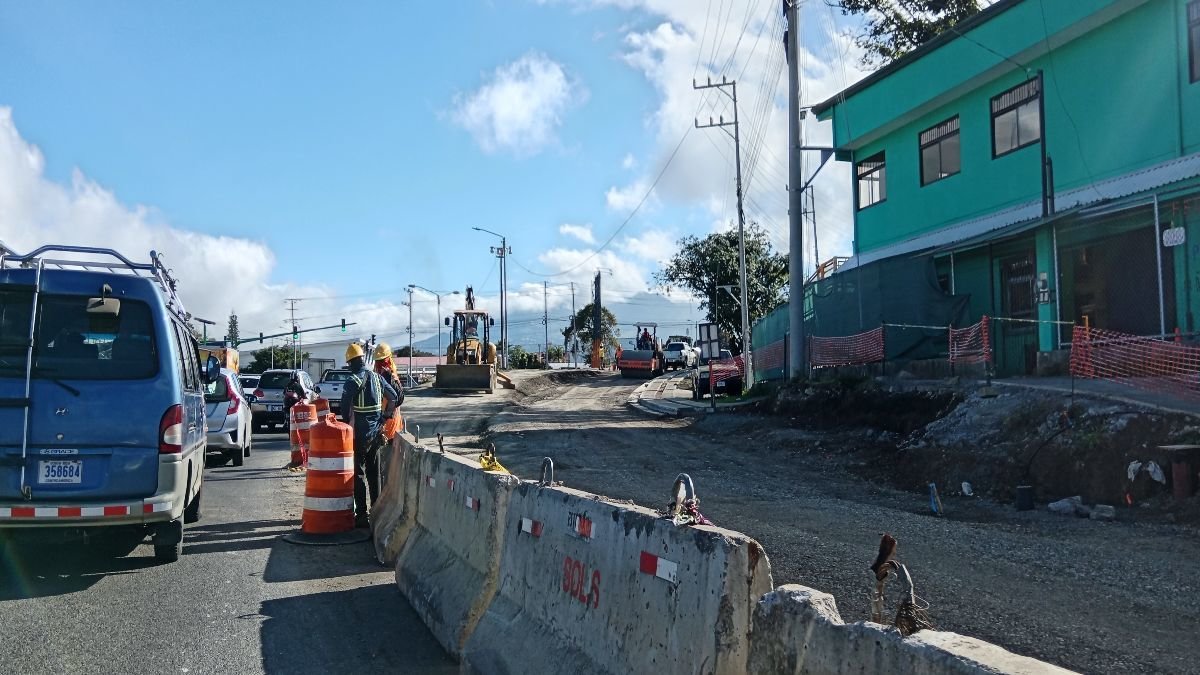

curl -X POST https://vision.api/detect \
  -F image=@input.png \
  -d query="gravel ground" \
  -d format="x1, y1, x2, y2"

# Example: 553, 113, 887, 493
456, 371, 1200, 675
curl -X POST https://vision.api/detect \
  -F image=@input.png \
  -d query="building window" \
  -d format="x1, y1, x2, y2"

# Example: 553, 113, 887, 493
991, 79, 1041, 157
856, 152, 886, 209
919, 116, 961, 185
1190, 1, 1200, 83
1000, 253, 1036, 325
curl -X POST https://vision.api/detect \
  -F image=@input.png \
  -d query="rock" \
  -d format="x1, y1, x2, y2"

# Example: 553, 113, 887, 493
1090, 504, 1116, 521
1048, 496, 1083, 515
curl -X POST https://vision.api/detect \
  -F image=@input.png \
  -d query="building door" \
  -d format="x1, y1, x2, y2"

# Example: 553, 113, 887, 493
996, 251, 1037, 376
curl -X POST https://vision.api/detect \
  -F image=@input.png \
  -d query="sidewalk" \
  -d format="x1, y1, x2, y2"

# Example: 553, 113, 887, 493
994, 376, 1200, 418
626, 371, 766, 417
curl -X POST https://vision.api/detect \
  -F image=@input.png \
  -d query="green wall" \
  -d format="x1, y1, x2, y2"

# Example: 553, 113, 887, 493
829, 0, 1195, 254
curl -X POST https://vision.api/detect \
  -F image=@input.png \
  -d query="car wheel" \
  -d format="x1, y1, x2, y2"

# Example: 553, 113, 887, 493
154, 542, 181, 563
184, 486, 202, 524
231, 446, 244, 467
244, 436, 252, 457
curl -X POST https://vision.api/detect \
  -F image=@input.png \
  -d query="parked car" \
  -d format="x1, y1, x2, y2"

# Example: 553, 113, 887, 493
238, 373, 260, 392
0, 244, 218, 563
662, 341, 696, 370
250, 369, 316, 433
317, 368, 352, 414
693, 349, 741, 399
205, 368, 253, 466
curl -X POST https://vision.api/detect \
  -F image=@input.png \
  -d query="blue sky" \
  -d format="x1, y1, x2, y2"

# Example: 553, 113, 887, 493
0, 1, 866, 349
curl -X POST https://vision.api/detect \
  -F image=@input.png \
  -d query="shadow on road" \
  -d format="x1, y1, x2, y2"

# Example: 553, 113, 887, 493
259, 584, 454, 673
0, 531, 154, 600
184, 518, 295, 556
263, 533, 388, 584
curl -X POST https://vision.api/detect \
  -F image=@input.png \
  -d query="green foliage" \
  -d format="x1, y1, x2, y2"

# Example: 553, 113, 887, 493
226, 312, 240, 346
547, 344, 566, 362
395, 345, 434, 357
244, 345, 310, 374
507, 345, 545, 370
562, 303, 620, 351
833, 0, 981, 67
653, 223, 787, 353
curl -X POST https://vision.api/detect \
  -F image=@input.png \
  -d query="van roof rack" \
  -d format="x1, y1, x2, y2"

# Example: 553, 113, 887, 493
0, 241, 192, 322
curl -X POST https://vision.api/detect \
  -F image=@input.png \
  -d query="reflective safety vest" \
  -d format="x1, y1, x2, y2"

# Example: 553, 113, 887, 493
348, 371, 384, 414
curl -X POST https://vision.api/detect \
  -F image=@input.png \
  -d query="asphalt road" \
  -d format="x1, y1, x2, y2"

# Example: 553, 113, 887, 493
0, 432, 454, 675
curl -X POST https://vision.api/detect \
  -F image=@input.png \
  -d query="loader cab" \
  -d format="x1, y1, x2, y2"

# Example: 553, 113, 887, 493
445, 311, 494, 365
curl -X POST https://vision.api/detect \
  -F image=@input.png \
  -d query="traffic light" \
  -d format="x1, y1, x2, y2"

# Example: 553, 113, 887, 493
341, 318, 346, 333
258, 332, 264, 344
292, 325, 299, 339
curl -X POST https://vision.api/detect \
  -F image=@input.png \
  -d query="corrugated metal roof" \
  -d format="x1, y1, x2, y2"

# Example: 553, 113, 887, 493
837, 151, 1200, 272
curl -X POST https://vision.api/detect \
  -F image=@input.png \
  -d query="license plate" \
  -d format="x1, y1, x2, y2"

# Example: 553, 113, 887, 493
268, 405, 282, 412
38, 460, 82, 484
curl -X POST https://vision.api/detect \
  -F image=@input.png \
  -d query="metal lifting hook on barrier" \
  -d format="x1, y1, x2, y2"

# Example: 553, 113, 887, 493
668, 473, 712, 526
539, 457, 554, 486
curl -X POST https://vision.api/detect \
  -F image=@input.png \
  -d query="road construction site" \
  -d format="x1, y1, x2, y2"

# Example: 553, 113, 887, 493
401, 369, 1200, 675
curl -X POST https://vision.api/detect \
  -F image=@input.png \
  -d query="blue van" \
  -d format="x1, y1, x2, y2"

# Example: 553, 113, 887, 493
0, 244, 219, 562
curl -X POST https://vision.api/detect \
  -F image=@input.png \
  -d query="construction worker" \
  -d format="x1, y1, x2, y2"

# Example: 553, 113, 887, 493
341, 342, 398, 529
372, 341, 406, 412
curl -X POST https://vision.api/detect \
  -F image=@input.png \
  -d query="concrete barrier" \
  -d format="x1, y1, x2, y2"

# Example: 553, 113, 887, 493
395, 450, 518, 655
461, 481, 773, 674
748, 585, 1077, 675
371, 431, 423, 566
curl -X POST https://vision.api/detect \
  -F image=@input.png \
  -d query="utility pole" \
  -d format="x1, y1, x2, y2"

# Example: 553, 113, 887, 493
285, 298, 299, 370
569, 281, 577, 368
592, 271, 602, 368
405, 287, 414, 380
542, 281, 549, 366
473, 227, 510, 369
785, 0, 806, 380
695, 75, 751, 391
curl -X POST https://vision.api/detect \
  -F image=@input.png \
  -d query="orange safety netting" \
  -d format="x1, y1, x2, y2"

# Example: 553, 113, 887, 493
754, 340, 786, 373
1070, 326, 1200, 400
810, 327, 885, 369
948, 316, 991, 364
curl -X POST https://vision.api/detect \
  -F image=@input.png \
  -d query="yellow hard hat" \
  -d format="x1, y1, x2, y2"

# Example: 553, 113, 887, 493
345, 342, 365, 362
373, 342, 393, 360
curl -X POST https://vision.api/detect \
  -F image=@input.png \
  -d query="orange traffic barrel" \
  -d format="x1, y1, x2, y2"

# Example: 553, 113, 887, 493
314, 397, 330, 422
290, 401, 317, 466
302, 415, 355, 534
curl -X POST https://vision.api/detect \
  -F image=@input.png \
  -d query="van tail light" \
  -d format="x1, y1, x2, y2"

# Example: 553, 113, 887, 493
159, 404, 184, 455
254, 389, 264, 399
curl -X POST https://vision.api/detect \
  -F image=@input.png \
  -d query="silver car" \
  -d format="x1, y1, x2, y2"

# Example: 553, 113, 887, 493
205, 368, 253, 467
250, 369, 316, 433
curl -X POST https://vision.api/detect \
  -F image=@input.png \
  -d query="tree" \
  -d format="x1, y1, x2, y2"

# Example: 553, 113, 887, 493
395, 345, 434, 357
244, 345, 310, 374
562, 303, 620, 354
831, 0, 982, 67
226, 312, 240, 346
653, 223, 787, 354
547, 345, 566, 363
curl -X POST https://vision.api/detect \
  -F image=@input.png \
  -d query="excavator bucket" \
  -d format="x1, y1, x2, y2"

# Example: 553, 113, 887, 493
435, 364, 496, 394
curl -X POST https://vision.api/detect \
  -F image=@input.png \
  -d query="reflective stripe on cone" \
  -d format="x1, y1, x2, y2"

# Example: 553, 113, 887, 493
308, 456, 354, 472
304, 496, 354, 511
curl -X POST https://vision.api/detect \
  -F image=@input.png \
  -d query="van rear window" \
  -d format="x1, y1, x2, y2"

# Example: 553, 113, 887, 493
0, 292, 158, 380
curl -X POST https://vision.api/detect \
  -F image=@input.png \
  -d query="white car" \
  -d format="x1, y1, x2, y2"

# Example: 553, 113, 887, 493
205, 368, 253, 466
662, 342, 696, 370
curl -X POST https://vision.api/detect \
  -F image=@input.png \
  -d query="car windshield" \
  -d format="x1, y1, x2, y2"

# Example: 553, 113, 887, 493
0, 290, 158, 380
322, 371, 350, 382
259, 372, 295, 389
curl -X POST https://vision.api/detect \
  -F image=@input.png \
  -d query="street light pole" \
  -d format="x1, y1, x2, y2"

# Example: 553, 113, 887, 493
405, 287, 414, 381
408, 285, 460, 376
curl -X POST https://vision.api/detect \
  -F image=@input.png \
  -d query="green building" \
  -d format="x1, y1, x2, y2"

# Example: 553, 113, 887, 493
812, 0, 1200, 375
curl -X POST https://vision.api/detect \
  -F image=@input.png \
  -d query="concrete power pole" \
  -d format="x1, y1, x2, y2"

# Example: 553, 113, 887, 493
569, 281, 577, 368
405, 287, 414, 379
542, 281, 549, 366
695, 76, 751, 391
592, 271, 602, 368
785, 0, 806, 380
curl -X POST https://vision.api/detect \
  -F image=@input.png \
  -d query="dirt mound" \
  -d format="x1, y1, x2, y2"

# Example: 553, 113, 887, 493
769, 377, 961, 435
514, 369, 604, 399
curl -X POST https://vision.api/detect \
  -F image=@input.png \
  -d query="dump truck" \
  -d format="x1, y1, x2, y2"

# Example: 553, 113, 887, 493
435, 287, 498, 393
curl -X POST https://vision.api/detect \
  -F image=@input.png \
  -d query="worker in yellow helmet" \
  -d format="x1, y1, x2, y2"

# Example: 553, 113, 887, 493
341, 342, 397, 528
372, 341, 406, 411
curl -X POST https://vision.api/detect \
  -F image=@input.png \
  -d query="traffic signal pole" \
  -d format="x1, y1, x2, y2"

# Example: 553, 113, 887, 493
236, 322, 358, 348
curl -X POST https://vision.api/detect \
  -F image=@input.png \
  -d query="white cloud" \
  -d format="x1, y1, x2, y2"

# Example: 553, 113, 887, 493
621, 153, 636, 170
621, 228, 675, 262
558, 223, 596, 244
0, 107, 427, 348
605, 178, 656, 212
450, 52, 585, 157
